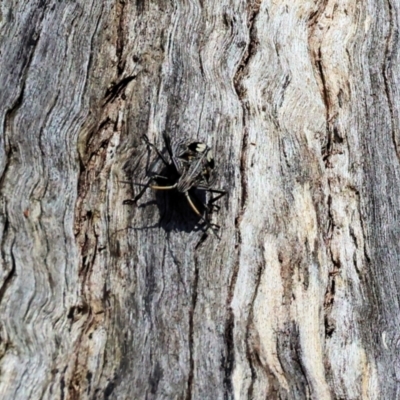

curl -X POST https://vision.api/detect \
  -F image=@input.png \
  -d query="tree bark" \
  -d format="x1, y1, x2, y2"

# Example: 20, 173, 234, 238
0, 0, 399, 399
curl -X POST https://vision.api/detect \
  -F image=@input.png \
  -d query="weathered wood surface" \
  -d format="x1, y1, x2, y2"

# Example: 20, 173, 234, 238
0, 0, 399, 398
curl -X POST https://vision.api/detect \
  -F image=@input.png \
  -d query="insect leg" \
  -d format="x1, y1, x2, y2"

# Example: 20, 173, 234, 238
128, 175, 169, 188
194, 187, 226, 212
185, 192, 221, 239
198, 188, 227, 202
148, 174, 169, 180
184, 191, 202, 216
123, 180, 153, 204
123, 186, 148, 204
142, 135, 170, 167
207, 189, 227, 207
123, 175, 171, 204
150, 184, 177, 190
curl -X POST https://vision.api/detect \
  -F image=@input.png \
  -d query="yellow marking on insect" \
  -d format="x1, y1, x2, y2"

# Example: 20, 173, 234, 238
150, 184, 177, 190
196, 143, 207, 152
184, 192, 202, 216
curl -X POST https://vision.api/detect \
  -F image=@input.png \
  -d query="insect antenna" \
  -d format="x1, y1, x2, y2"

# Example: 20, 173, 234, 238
141, 135, 170, 167
162, 132, 175, 160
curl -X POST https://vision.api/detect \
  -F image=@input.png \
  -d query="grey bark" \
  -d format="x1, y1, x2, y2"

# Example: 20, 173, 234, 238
0, 0, 399, 399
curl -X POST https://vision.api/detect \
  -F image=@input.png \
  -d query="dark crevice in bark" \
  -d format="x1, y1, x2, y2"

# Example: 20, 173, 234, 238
246, 261, 264, 399
2, 85, 25, 161
307, 0, 331, 167
325, 193, 334, 241
67, 302, 89, 322
136, 0, 145, 15
0, 235, 16, 305
277, 322, 312, 398
382, 0, 399, 161
148, 359, 162, 396
104, 378, 116, 398
81, 226, 99, 280
323, 193, 340, 338
104, 76, 136, 105
348, 189, 366, 287
294, 330, 311, 397
233, 0, 261, 214
144, 253, 157, 316
60, 365, 67, 400
186, 256, 199, 400
67, 327, 88, 399
239, 128, 249, 210
316, 49, 333, 167
324, 276, 336, 338
8, 4, 46, 81
1, 3, 46, 187
70, 115, 117, 398
308, 2, 342, 344
358, 218, 371, 274
0, 204, 16, 339
228, 2, 262, 396
0, 92, 24, 195
233, 1, 261, 98
246, 332, 256, 396
222, 311, 234, 399
316, 50, 330, 121
223, 231, 240, 399
116, 0, 127, 76
82, 3, 104, 104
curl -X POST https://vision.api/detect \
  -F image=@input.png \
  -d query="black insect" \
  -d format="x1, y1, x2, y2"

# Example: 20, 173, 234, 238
124, 133, 226, 237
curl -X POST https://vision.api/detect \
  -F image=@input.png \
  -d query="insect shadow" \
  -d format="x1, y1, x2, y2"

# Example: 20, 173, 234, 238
123, 133, 226, 238
142, 178, 210, 235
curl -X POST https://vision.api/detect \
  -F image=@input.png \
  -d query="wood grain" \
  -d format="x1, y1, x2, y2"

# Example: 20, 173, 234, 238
0, 0, 399, 398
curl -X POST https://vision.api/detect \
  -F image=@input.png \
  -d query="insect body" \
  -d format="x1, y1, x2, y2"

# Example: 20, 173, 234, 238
126, 133, 226, 237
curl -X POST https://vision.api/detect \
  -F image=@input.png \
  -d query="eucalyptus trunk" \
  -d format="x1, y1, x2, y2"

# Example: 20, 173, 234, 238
0, 0, 398, 399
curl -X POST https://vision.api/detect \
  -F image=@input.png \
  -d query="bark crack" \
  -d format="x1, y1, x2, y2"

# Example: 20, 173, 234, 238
233, 0, 261, 218
228, 2, 262, 396
1, 3, 46, 185
0, 235, 16, 305
308, 0, 331, 168
67, 2, 134, 392
233, 0, 261, 99
222, 308, 235, 399
308, 1, 341, 342
103, 76, 136, 105
382, 0, 399, 161
82, 2, 104, 104
116, 0, 127, 75
186, 255, 199, 400
246, 262, 264, 399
